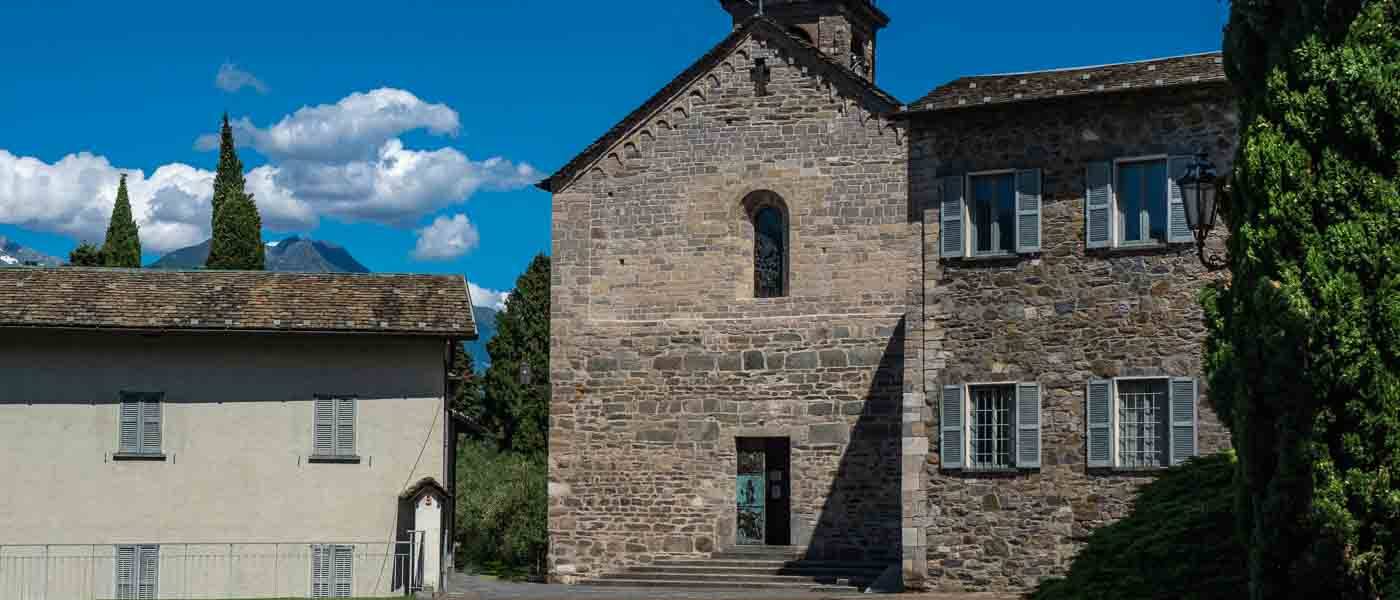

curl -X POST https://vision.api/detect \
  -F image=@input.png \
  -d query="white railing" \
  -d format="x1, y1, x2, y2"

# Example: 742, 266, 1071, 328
0, 542, 418, 600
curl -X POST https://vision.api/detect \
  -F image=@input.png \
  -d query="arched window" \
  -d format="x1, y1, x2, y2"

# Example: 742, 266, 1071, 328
788, 26, 815, 46
745, 191, 789, 298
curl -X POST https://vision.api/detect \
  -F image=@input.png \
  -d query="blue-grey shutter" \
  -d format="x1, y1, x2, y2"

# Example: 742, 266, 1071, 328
311, 545, 330, 598
335, 397, 355, 456
137, 545, 158, 600
116, 545, 136, 599
939, 176, 965, 258
1015, 169, 1043, 253
940, 385, 964, 469
1016, 383, 1042, 468
119, 395, 140, 453
1167, 156, 1193, 243
332, 545, 354, 597
1169, 377, 1198, 465
140, 395, 161, 454
1085, 162, 1113, 249
313, 397, 334, 456
1086, 379, 1113, 467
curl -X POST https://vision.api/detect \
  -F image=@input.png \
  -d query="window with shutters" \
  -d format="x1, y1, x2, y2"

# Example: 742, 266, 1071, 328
941, 382, 1041, 471
1085, 156, 1193, 249
939, 169, 1041, 259
114, 544, 158, 600
311, 544, 353, 598
116, 392, 163, 457
1086, 377, 1199, 469
311, 395, 357, 461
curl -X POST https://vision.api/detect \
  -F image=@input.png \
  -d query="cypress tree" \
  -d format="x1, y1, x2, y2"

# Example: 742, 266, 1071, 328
1209, 2, 1400, 598
206, 113, 265, 270
482, 255, 551, 455
100, 174, 141, 267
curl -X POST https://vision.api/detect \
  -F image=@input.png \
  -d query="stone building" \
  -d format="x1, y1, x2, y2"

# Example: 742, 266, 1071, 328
540, 0, 1236, 592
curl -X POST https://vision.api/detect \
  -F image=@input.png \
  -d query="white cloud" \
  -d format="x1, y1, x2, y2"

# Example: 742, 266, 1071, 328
0, 149, 305, 252
1, 87, 537, 255
468, 282, 510, 312
412, 213, 479, 261
214, 63, 268, 94
195, 88, 460, 162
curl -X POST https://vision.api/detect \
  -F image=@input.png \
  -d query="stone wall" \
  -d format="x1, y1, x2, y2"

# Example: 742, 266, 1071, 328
547, 31, 913, 581
909, 83, 1238, 592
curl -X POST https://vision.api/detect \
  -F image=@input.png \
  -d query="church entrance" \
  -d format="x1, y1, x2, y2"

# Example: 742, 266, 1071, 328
736, 437, 791, 546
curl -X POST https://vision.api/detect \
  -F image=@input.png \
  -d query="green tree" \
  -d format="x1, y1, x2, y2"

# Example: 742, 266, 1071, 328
450, 342, 485, 419
67, 242, 103, 266
1210, 2, 1400, 598
206, 114, 265, 270
100, 174, 141, 267
482, 254, 550, 455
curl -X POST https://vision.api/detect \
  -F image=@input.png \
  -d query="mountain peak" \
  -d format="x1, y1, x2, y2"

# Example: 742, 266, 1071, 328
150, 237, 368, 273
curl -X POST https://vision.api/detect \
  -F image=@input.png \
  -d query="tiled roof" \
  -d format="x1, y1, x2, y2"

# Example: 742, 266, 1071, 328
537, 16, 901, 193
0, 267, 477, 338
910, 52, 1226, 112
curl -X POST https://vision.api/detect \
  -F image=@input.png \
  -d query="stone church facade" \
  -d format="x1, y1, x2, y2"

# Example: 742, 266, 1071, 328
540, 0, 1237, 592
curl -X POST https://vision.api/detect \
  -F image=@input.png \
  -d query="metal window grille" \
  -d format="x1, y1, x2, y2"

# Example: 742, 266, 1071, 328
1118, 380, 1168, 468
970, 385, 1014, 469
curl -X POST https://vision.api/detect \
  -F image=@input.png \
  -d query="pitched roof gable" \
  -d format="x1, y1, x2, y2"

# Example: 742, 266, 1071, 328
908, 51, 1226, 113
0, 267, 477, 338
537, 16, 902, 193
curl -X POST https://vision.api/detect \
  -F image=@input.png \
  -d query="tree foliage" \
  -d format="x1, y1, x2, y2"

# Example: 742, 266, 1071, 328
1212, 1, 1400, 597
481, 254, 551, 456
101, 174, 141, 268
453, 440, 548, 579
68, 242, 103, 267
449, 342, 485, 420
206, 114, 265, 270
1031, 454, 1246, 600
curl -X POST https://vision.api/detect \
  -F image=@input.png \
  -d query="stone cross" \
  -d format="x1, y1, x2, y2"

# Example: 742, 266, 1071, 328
751, 58, 771, 97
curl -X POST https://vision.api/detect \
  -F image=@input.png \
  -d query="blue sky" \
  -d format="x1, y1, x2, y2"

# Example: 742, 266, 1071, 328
0, 1, 1228, 305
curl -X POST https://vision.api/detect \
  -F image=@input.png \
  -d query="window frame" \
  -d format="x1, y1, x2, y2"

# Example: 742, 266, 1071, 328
311, 543, 354, 598
310, 394, 359, 462
965, 169, 1019, 258
114, 544, 158, 600
1112, 155, 1170, 247
745, 191, 790, 299
115, 391, 164, 459
966, 382, 1017, 470
1112, 376, 1170, 469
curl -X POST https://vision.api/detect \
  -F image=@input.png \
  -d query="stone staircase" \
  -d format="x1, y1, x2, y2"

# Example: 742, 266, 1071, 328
581, 545, 890, 592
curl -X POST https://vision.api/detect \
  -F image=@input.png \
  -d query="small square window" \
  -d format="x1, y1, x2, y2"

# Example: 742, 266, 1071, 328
1116, 159, 1168, 244
969, 384, 1015, 470
969, 173, 1016, 256
1117, 379, 1169, 468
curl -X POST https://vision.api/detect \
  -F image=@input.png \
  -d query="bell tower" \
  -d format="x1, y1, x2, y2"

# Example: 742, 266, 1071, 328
718, 0, 890, 80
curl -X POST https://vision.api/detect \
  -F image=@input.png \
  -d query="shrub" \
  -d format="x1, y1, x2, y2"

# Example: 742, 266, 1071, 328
453, 440, 547, 579
1031, 453, 1246, 600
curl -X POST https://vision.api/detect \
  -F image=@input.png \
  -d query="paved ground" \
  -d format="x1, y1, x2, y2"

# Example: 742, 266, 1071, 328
439, 571, 1019, 600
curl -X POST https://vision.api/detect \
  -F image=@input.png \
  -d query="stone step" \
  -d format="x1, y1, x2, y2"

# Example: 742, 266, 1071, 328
579, 577, 860, 591
629, 564, 885, 577
652, 558, 889, 570
595, 571, 872, 585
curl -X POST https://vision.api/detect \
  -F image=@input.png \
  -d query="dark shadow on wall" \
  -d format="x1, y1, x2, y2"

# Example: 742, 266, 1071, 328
801, 316, 905, 562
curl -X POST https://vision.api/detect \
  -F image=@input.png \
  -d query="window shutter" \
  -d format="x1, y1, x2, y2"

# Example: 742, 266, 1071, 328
311, 545, 330, 598
332, 545, 354, 597
1085, 162, 1113, 249
939, 385, 964, 469
939, 176, 965, 258
119, 395, 140, 453
116, 545, 136, 599
1167, 156, 1193, 243
1016, 382, 1042, 468
313, 397, 334, 456
1015, 169, 1043, 253
140, 395, 161, 454
1169, 377, 1198, 465
137, 545, 159, 600
1086, 379, 1113, 467
335, 397, 356, 456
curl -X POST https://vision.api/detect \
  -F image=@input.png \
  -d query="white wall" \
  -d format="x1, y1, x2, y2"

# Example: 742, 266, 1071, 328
0, 329, 448, 546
